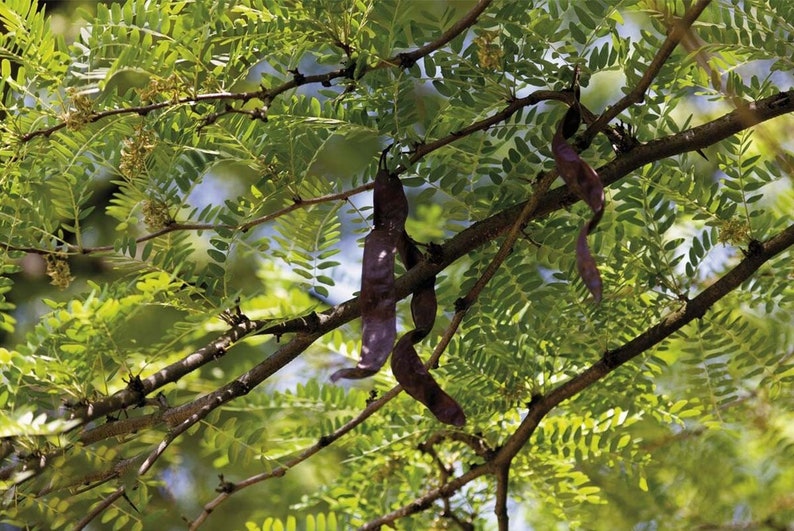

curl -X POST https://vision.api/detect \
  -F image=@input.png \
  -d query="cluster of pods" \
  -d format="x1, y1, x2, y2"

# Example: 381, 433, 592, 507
331, 148, 466, 426
333, 68, 604, 424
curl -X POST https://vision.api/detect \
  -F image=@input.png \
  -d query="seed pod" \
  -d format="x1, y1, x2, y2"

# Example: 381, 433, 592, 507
552, 100, 605, 302
397, 232, 436, 336
391, 330, 466, 427
392, 231, 465, 425
332, 150, 407, 381
333, 150, 465, 425
330, 229, 396, 381
373, 170, 408, 233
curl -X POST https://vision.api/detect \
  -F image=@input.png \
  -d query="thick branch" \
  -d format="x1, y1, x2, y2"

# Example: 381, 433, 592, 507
499, 224, 794, 461
52, 88, 794, 429
494, 465, 510, 531
189, 275, 474, 528
65, 317, 263, 423
5, 89, 792, 503
361, 222, 794, 529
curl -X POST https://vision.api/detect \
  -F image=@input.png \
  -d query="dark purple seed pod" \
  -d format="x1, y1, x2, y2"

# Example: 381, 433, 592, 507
391, 331, 466, 426
334, 148, 465, 425
331, 230, 397, 381
552, 102, 605, 303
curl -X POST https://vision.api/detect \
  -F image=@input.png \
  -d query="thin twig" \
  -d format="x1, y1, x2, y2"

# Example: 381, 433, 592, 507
21, 90, 260, 142
384, 0, 494, 68
72, 486, 126, 531
583, 0, 713, 144
237, 182, 374, 232
5, 89, 573, 258
408, 91, 570, 166
18, 0, 494, 144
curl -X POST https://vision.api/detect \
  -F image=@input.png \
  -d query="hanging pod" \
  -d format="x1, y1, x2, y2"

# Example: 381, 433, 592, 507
332, 148, 465, 425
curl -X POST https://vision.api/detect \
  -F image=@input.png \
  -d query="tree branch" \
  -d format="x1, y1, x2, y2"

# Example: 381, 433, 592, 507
188, 272, 473, 528
407, 90, 571, 166
494, 464, 510, 531
384, 0, 493, 68
7, 85, 791, 465
16, 0, 495, 144
188, 91, 794, 526
360, 222, 794, 529
4, 89, 792, 514
5, 85, 575, 260
73, 486, 126, 531
583, 0, 713, 144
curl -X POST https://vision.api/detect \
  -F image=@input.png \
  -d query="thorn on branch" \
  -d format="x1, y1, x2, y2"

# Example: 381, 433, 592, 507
303, 311, 321, 332
288, 69, 306, 85
397, 52, 416, 69
123, 374, 147, 407
249, 107, 268, 122
212, 346, 227, 360
366, 389, 378, 405
220, 303, 249, 327
122, 490, 141, 513
62, 397, 91, 411
769, 91, 791, 108
154, 392, 169, 410
610, 121, 641, 154
521, 229, 541, 248
215, 474, 235, 493
747, 239, 764, 257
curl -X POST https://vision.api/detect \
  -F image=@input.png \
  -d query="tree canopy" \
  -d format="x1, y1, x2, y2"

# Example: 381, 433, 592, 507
1, 0, 793, 529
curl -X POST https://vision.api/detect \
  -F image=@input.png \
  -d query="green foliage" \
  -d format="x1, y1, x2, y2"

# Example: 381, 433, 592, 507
1, 0, 793, 529
245, 512, 341, 531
